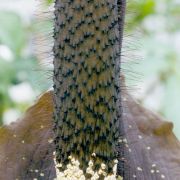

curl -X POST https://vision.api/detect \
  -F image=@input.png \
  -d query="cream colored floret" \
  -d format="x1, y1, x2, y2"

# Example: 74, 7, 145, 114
54, 153, 123, 180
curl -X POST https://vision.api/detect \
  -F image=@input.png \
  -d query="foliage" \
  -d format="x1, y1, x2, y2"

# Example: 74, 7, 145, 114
0, 11, 49, 124
127, 0, 180, 138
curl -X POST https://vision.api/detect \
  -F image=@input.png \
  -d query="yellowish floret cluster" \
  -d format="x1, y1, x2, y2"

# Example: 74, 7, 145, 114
54, 153, 123, 180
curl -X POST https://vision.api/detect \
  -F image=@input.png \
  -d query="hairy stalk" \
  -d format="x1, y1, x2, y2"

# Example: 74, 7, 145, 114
53, 0, 126, 178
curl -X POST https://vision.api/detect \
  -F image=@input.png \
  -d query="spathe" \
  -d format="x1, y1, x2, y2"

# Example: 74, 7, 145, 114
0, 89, 179, 179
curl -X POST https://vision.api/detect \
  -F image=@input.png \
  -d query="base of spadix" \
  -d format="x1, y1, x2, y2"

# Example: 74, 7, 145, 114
53, 153, 123, 180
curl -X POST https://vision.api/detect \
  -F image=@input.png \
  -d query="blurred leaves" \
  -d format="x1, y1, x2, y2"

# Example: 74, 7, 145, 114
0, 10, 49, 124
125, 0, 180, 138
0, 11, 25, 55
46, 0, 54, 5
127, 0, 155, 30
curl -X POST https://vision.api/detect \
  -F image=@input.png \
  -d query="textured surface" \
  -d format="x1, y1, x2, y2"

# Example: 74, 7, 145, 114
53, 0, 124, 174
118, 91, 180, 180
0, 90, 180, 179
0, 92, 56, 180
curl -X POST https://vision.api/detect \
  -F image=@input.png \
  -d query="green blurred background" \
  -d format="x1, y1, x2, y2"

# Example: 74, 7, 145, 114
0, 0, 179, 138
